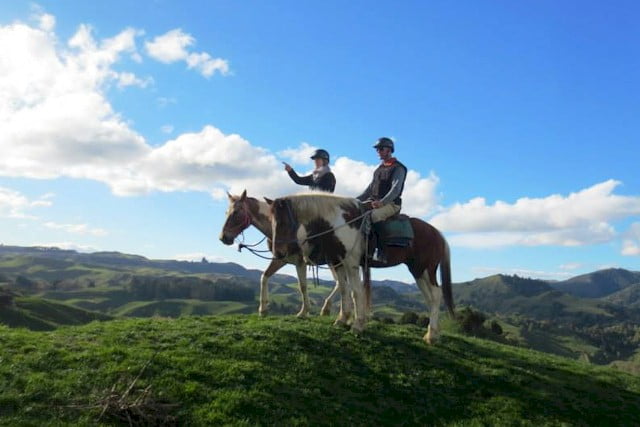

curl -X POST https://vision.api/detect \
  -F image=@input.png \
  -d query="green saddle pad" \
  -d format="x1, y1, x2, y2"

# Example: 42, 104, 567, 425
373, 216, 414, 246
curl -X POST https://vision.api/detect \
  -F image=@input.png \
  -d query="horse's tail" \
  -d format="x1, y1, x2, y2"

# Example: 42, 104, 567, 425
364, 264, 372, 313
440, 236, 455, 317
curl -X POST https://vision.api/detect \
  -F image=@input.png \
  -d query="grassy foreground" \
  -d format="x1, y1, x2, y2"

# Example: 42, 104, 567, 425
1, 316, 639, 426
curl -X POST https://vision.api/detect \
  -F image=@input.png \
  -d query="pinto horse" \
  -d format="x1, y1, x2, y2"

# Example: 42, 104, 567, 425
219, 190, 342, 318
270, 193, 454, 344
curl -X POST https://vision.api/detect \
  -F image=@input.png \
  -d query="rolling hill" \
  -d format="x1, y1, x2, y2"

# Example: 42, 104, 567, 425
0, 295, 111, 330
604, 283, 640, 309
551, 268, 640, 298
0, 316, 639, 425
452, 274, 613, 320
2, 245, 639, 372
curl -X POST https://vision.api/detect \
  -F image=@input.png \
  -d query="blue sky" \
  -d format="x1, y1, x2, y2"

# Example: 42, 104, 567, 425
0, 1, 638, 282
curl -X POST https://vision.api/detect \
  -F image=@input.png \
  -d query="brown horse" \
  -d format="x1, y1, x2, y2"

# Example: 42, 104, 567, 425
269, 193, 454, 344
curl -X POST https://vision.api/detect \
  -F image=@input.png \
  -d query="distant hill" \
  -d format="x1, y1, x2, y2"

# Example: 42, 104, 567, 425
0, 244, 414, 290
1, 316, 639, 425
604, 283, 640, 308
551, 268, 640, 298
453, 274, 611, 320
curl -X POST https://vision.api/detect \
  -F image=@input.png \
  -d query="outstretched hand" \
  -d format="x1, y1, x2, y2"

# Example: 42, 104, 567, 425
282, 162, 293, 172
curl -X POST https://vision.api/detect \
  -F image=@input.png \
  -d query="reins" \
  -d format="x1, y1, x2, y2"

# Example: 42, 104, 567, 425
231, 198, 371, 273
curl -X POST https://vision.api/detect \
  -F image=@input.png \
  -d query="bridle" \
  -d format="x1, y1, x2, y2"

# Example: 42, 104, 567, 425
224, 200, 252, 238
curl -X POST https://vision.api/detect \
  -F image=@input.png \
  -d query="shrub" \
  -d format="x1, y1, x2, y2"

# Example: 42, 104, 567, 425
490, 320, 503, 335
458, 308, 487, 334
400, 311, 419, 325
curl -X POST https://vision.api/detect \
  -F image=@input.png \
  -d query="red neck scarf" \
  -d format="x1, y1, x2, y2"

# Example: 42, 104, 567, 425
383, 157, 397, 167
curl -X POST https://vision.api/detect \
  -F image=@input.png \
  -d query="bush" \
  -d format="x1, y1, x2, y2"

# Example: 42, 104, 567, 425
490, 320, 503, 335
458, 308, 487, 334
381, 317, 395, 325
400, 311, 419, 325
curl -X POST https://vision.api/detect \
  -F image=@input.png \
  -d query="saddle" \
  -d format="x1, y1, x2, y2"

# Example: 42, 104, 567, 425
361, 202, 414, 262
373, 214, 414, 247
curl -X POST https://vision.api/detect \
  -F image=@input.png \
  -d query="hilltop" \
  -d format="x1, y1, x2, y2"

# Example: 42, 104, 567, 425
551, 268, 640, 298
0, 316, 639, 425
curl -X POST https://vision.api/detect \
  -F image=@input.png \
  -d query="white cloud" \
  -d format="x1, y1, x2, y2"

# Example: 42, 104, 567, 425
621, 223, 640, 256
32, 242, 98, 252
121, 125, 299, 198
116, 72, 153, 88
0, 187, 52, 219
145, 28, 229, 77
278, 142, 318, 165
43, 221, 108, 237
559, 262, 583, 271
30, 5, 55, 32
0, 19, 151, 182
431, 180, 640, 248
37, 13, 55, 32
157, 97, 176, 107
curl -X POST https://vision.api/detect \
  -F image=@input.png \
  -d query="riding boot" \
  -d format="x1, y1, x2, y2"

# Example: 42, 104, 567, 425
372, 230, 386, 263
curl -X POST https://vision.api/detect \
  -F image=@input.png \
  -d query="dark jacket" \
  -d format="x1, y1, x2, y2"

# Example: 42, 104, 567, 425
288, 169, 336, 193
357, 159, 407, 206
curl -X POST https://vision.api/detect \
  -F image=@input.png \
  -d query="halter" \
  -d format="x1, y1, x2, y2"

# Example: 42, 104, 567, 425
225, 200, 252, 237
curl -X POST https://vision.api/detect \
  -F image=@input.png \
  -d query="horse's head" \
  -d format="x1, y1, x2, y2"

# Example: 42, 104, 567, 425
219, 190, 252, 245
268, 197, 299, 259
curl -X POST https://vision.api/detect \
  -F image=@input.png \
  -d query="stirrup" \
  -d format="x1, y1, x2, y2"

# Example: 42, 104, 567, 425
372, 248, 386, 263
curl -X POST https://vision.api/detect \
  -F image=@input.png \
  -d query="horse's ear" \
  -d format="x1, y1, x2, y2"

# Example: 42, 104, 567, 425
227, 191, 235, 201
240, 189, 247, 201
264, 197, 273, 206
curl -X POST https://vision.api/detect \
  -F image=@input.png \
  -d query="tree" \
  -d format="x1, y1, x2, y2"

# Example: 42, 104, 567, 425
490, 320, 503, 335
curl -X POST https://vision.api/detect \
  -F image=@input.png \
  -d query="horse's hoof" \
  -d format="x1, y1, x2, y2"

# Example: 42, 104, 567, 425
296, 311, 309, 319
320, 307, 331, 316
424, 328, 439, 345
259, 309, 269, 318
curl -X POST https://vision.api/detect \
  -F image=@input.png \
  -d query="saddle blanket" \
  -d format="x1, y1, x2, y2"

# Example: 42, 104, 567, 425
373, 215, 414, 247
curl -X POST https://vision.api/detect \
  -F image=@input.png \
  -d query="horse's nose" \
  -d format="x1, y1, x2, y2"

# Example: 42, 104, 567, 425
219, 234, 233, 245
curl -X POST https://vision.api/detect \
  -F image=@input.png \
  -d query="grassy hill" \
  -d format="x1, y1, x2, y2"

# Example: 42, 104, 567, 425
453, 274, 612, 320
551, 268, 640, 298
0, 316, 639, 425
604, 283, 640, 308
0, 296, 111, 331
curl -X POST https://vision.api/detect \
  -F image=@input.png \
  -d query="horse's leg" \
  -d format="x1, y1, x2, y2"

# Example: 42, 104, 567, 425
295, 261, 311, 318
349, 263, 366, 334
416, 269, 443, 344
320, 266, 339, 316
259, 258, 287, 317
333, 267, 352, 327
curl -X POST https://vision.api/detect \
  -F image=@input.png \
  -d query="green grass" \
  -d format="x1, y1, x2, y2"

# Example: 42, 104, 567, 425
0, 316, 638, 425
0, 297, 111, 331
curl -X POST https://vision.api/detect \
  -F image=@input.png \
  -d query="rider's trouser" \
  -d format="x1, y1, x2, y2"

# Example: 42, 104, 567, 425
371, 203, 401, 223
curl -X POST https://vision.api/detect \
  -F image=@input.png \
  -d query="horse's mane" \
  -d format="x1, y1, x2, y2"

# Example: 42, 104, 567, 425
286, 193, 359, 223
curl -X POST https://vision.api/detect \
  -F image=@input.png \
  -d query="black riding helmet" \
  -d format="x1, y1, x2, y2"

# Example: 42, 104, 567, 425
310, 149, 330, 163
373, 137, 394, 153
